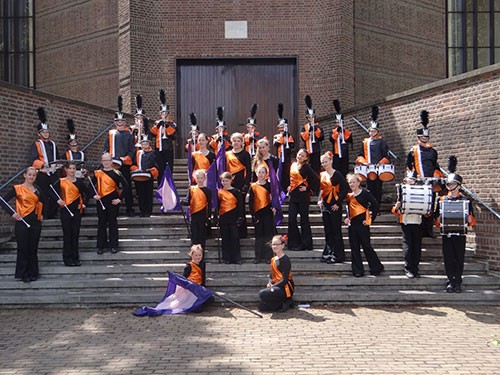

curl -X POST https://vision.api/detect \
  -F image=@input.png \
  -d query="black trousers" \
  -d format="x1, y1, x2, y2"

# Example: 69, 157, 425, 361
367, 178, 383, 207
401, 224, 422, 274
96, 201, 119, 249
287, 200, 312, 250
442, 235, 466, 287
220, 222, 241, 263
119, 165, 134, 213
333, 155, 349, 177
191, 211, 208, 249
310, 152, 321, 175
135, 179, 154, 216
321, 208, 345, 261
259, 286, 289, 312
156, 149, 174, 185
14, 217, 41, 279
254, 211, 274, 262
36, 172, 59, 219
60, 207, 81, 265
348, 221, 384, 276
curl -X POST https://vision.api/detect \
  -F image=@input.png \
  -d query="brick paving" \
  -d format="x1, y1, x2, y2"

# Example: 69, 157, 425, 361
0, 305, 498, 374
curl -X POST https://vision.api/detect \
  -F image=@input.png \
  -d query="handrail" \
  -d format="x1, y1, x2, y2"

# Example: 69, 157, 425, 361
0, 122, 114, 193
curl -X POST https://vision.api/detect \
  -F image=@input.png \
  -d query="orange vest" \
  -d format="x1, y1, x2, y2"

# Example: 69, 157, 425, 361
347, 192, 372, 225
192, 152, 211, 171
218, 189, 238, 216
14, 185, 43, 221
250, 183, 271, 212
60, 178, 83, 212
226, 151, 246, 176
289, 162, 308, 192
270, 256, 294, 298
320, 171, 340, 204
187, 261, 203, 285
190, 186, 208, 215
94, 170, 119, 198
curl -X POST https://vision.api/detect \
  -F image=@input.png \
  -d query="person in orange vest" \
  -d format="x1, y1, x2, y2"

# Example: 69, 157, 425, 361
300, 95, 324, 174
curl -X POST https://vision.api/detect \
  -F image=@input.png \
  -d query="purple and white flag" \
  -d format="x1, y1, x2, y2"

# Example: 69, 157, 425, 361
133, 272, 214, 316
156, 164, 182, 212
215, 143, 226, 189
268, 162, 285, 226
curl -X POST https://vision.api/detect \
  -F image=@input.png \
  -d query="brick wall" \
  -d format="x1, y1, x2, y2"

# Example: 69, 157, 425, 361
0, 82, 124, 236
319, 64, 500, 271
35, 0, 119, 109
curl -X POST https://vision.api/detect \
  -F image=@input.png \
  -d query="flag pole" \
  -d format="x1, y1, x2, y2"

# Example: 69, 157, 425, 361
213, 292, 263, 318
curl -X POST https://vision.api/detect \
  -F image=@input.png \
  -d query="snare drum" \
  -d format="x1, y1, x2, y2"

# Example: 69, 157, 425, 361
440, 199, 469, 235
378, 164, 395, 182
354, 165, 368, 181
131, 170, 152, 181
397, 184, 433, 215
367, 164, 378, 181
112, 158, 122, 169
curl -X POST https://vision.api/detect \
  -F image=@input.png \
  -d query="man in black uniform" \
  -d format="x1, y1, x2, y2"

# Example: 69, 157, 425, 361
103, 96, 135, 216
30, 107, 60, 219
63, 119, 86, 179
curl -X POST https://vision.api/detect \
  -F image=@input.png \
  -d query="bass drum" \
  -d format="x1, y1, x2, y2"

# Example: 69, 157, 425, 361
397, 184, 433, 215
354, 165, 368, 181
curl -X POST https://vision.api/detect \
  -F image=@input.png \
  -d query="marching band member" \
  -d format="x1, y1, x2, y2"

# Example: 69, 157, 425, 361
344, 173, 384, 277
52, 162, 89, 266
318, 151, 349, 264
391, 170, 423, 278
130, 127, 159, 217
191, 133, 215, 176
406, 110, 444, 238
251, 138, 279, 181
249, 164, 275, 264
150, 89, 177, 184
29, 107, 60, 219
435, 156, 475, 293
103, 96, 135, 216
92, 152, 128, 255
131, 95, 146, 151
64, 119, 86, 179
209, 107, 231, 153
0, 167, 44, 282
330, 100, 353, 177
355, 106, 390, 208
258, 235, 294, 313
185, 112, 200, 154
216, 172, 244, 264
243, 104, 261, 157
226, 132, 251, 238
300, 95, 324, 175
287, 148, 320, 251
182, 169, 212, 250
273, 104, 295, 191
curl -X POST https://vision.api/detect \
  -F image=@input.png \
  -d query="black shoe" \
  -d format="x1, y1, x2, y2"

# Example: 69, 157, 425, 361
371, 266, 384, 276
446, 284, 456, 293
74, 261, 81, 267
30, 276, 38, 282
455, 284, 462, 293
22, 277, 31, 283
327, 258, 344, 264
405, 271, 415, 279
97, 248, 104, 255
354, 273, 364, 278
64, 262, 76, 267
235, 261, 243, 265
320, 256, 330, 263
224, 261, 231, 264
110, 248, 118, 254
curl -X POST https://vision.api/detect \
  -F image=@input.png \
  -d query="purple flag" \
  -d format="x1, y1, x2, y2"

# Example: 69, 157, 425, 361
133, 272, 214, 316
268, 162, 284, 226
156, 164, 182, 212
206, 161, 218, 209
215, 143, 226, 189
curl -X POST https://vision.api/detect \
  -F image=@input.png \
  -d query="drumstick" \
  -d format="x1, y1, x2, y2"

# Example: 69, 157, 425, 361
87, 176, 106, 211
49, 184, 75, 217
0, 196, 31, 228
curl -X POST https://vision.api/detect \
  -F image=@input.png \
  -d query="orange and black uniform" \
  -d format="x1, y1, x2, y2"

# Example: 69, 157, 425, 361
300, 122, 324, 174
150, 119, 177, 184
209, 131, 231, 154
1, 184, 44, 280
104, 128, 135, 214
346, 189, 384, 277
243, 130, 262, 157
406, 142, 445, 238
436, 193, 476, 290
248, 181, 274, 263
191, 150, 216, 184
273, 131, 295, 191
30, 138, 60, 219
329, 126, 353, 177
92, 169, 127, 251
287, 162, 320, 250
64, 150, 85, 179
217, 187, 244, 264
356, 136, 390, 207
131, 148, 159, 217
51, 177, 89, 266
226, 149, 251, 238
258, 254, 294, 312
319, 170, 349, 263
392, 195, 423, 276
183, 260, 206, 286
186, 185, 212, 249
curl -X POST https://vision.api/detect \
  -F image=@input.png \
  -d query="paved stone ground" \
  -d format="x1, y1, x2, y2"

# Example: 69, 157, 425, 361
0, 305, 498, 375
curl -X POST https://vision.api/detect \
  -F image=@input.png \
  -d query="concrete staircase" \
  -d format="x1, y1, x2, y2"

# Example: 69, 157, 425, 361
0, 160, 498, 308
